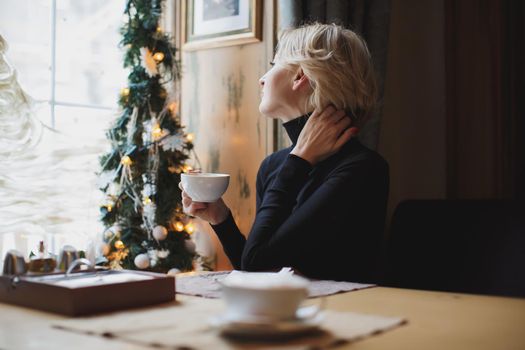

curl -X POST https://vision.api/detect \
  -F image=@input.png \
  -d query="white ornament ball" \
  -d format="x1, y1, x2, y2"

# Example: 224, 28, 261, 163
167, 268, 181, 276
103, 229, 114, 240
184, 239, 196, 254
152, 225, 168, 240
112, 224, 122, 235
134, 253, 150, 269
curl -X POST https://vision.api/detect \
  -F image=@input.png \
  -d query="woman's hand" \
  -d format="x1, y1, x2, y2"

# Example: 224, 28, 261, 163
290, 106, 359, 165
179, 182, 230, 225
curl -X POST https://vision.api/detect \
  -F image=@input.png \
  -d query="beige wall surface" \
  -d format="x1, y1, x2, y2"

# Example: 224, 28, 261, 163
180, 1, 276, 270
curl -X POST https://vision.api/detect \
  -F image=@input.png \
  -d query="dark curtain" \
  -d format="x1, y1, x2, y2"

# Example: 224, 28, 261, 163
445, 0, 524, 199
279, 0, 391, 150
504, 0, 525, 199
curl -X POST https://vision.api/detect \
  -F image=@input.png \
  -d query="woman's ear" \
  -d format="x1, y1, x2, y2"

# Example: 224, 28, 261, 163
292, 68, 310, 91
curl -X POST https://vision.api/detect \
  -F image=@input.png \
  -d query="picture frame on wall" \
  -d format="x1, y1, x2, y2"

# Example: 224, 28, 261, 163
182, 0, 262, 51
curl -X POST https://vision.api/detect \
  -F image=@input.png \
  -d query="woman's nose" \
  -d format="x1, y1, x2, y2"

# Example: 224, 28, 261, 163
258, 76, 265, 86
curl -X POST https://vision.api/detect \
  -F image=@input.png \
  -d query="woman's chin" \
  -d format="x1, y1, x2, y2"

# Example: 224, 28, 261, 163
258, 104, 279, 118
259, 103, 280, 119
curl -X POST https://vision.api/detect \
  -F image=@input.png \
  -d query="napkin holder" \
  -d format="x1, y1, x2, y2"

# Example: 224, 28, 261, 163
0, 263, 175, 316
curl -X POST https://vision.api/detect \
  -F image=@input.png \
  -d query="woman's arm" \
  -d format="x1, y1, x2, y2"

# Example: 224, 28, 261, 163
210, 211, 245, 269
180, 184, 245, 268
198, 156, 270, 269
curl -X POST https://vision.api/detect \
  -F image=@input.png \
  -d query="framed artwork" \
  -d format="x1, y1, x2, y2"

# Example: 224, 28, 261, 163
182, 0, 262, 51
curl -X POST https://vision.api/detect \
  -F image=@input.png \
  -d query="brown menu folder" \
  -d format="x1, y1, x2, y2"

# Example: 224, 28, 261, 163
0, 269, 175, 316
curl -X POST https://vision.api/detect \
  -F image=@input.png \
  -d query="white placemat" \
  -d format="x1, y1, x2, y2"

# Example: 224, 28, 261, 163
53, 295, 406, 349
176, 270, 375, 298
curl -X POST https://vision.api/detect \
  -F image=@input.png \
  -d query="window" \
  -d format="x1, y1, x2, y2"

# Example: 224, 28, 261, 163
0, 0, 127, 259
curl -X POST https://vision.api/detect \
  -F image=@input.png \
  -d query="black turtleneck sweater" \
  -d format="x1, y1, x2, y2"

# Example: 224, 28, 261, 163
211, 115, 389, 282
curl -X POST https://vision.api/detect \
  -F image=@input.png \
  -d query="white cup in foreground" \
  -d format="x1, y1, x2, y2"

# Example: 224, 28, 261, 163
181, 173, 230, 203
219, 272, 310, 322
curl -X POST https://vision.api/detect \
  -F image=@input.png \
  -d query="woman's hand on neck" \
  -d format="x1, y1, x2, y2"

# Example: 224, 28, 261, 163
290, 106, 359, 165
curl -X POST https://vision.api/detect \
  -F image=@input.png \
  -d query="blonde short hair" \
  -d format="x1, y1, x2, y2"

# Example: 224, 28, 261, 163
275, 23, 377, 124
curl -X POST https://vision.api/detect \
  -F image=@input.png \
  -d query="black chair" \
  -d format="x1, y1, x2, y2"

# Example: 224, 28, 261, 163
383, 199, 525, 297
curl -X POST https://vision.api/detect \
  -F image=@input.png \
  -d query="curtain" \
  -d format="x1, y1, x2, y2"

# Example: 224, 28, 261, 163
0, 35, 106, 259
445, 0, 524, 199
278, 0, 391, 150
505, 0, 525, 199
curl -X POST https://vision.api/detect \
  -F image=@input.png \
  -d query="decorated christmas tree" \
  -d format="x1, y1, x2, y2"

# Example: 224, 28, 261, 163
98, 0, 197, 273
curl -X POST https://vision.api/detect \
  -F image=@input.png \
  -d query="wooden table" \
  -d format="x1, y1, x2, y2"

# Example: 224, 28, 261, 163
1, 286, 524, 349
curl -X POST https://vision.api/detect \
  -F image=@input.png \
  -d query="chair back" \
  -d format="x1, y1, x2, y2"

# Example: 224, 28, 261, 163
383, 199, 525, 297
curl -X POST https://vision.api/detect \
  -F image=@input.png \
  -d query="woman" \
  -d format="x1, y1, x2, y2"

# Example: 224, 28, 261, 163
181, 23, 389, 282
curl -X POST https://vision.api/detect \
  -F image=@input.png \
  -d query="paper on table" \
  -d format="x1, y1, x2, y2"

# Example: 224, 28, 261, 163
50, 273, 152, 288
176, 270, 375, 298
52, 294, 406, 350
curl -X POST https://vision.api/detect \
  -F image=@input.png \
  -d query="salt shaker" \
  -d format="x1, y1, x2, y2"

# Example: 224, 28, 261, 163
28, 241, 57, 273
2, 249, 27, 275
58, 245, 79, 271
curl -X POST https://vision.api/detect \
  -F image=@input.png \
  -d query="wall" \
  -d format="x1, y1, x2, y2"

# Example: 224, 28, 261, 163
180, 1, 276, 270
378, 0, 447, 223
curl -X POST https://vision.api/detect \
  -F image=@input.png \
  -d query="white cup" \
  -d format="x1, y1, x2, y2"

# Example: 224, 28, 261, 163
181, 173, 230, 202
219, 272, 310, 322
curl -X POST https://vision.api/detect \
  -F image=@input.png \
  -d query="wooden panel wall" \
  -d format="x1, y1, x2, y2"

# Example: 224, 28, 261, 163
179, 1, 276, 270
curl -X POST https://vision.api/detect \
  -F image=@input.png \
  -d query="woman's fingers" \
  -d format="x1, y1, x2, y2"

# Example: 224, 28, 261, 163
291, 106, 353, 165
336, 116, 352, 131
334, 127, 359, 150
309, 108, 322, 119
182, 192, 207, 209
334, 110, 349, 123
332, 110, 347, 125
309, 106, 336, 122
182, 196, 192, 208
184, 201, 207, 215
180, 181, 204, 213
319, 105, 337, 120
349, 126, 359, 135
192, 202, 208, 210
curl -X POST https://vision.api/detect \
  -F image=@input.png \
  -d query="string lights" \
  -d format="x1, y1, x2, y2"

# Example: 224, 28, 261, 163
120, 155, 132, 166
114, 240, 125, 249
174, 221, 184, 232
153, 52, 164, 62
151, 124, 163, 140
185, 222, 195, 234
168, 102, 178, 113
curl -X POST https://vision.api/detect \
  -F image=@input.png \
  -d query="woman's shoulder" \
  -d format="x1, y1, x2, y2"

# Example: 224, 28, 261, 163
256, 146, 293, 183
337, 139, 389, 172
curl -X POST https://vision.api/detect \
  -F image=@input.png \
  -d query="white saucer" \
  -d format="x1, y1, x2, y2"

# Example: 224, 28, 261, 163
209, 309, 324, 338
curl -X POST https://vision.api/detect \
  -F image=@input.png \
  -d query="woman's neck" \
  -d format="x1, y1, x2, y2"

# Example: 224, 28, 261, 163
275, 96, 313, 122
278, 107, 314, 123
